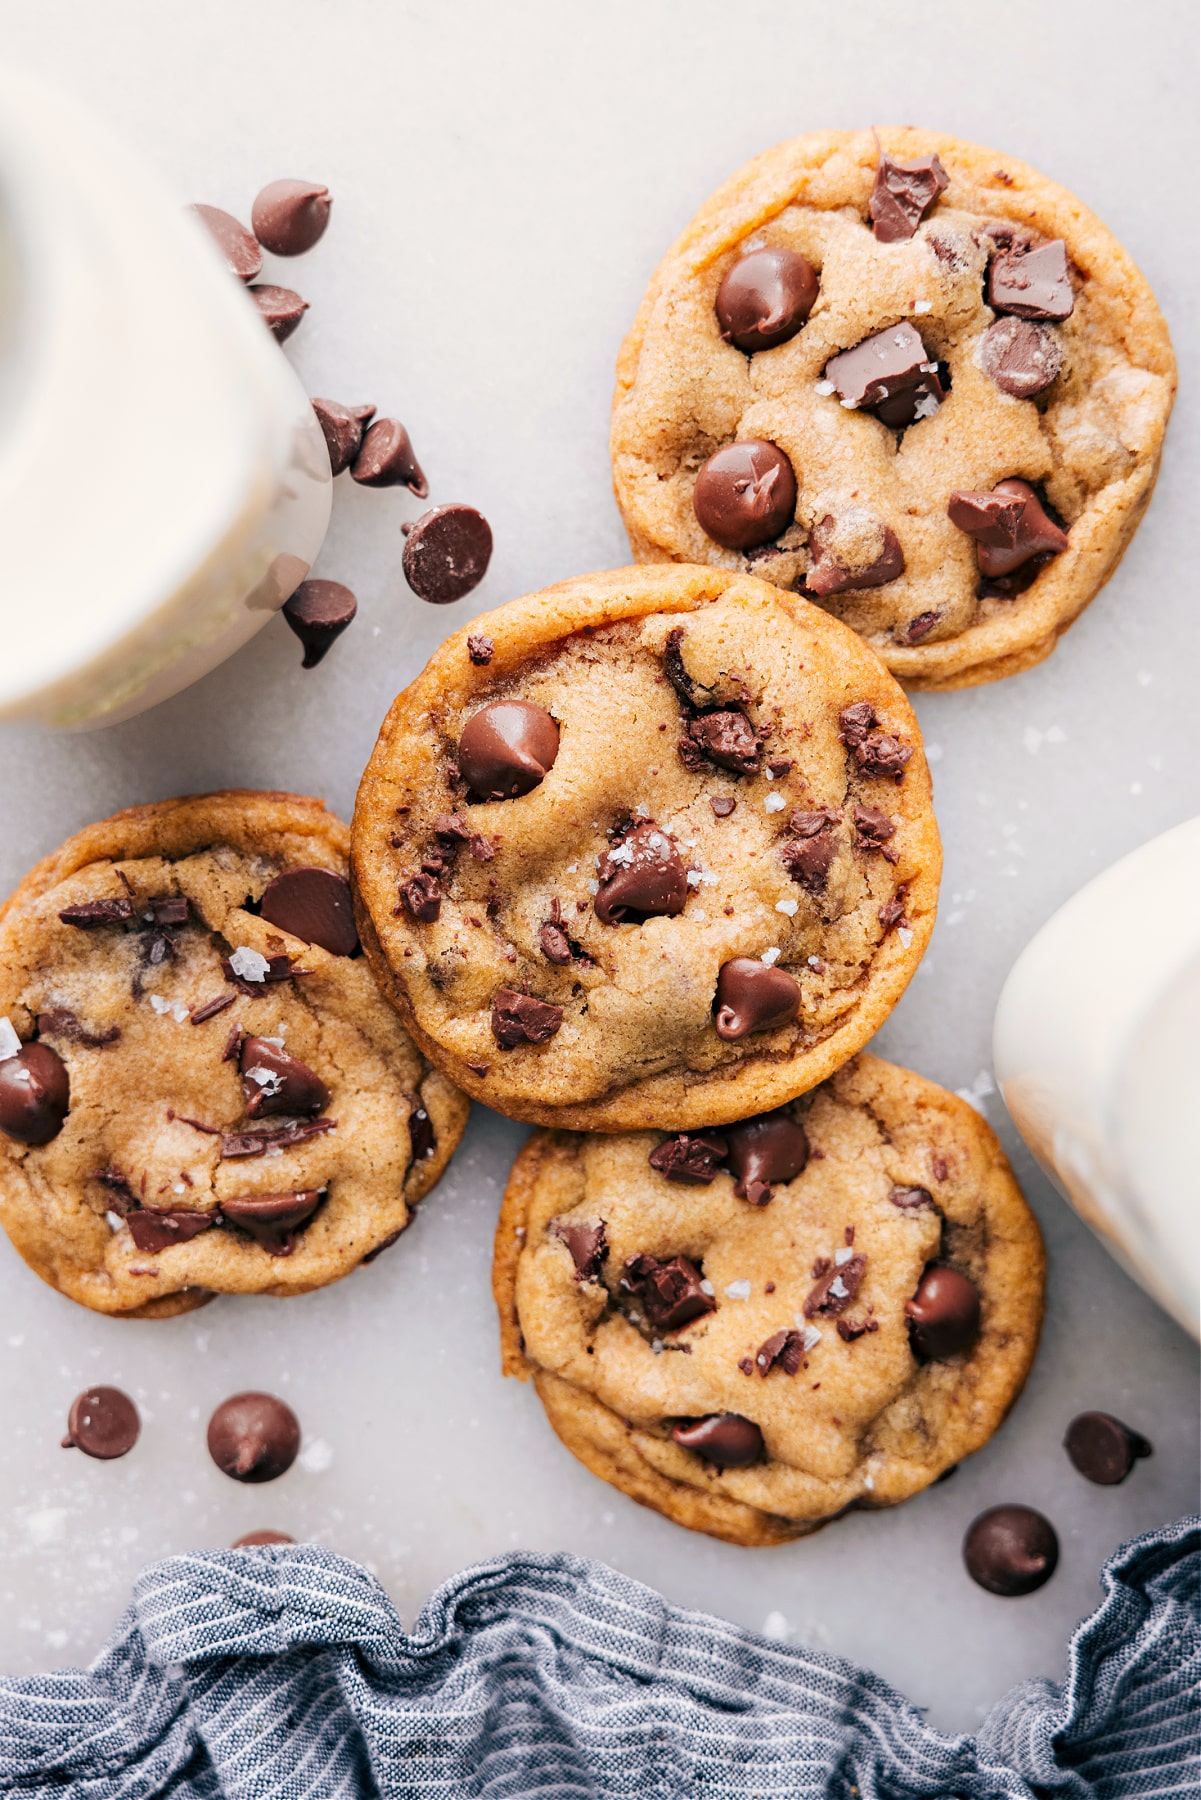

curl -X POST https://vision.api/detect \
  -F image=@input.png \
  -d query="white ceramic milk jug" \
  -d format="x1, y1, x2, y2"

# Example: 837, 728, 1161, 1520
0, 70, 331, 729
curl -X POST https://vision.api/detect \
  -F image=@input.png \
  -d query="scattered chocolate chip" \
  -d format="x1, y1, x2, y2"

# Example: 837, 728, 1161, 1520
805, 515, 905, 596
221, 1190, 324, 1256
207, 1393, 300, 1483
836, 1317, 879, 1342
715, 246, 818, 352
649, 1132, 729, 1185
681, 710, 763, 777
251, 179, 331, 256
852, 805, 897, 852
988, 238, 1074, 321
825, 323, 944, 427
725, 1111, 809, 1205
907, 1265, 980, 1359
467, 633, 495, 665
311, 400, 375, 476
459, 700, 559, 799
260, 867, 359, 956
595, 821, 688, 924
671, 1413, 763, 1467
490, 989, 563, 1048
709, 795, 737, 818
964, 1505, 1059, 1596
890, 1184, 936, 1211
804, 1253, 866, 1317
870, 151, 949, 243
189, 204, 262, 281
902, 611, 941, 644
219, 1118, 336, 1159
1064, 1412, 1153, 1485
714, 959, 800, 1041
190, 992, 238, 1025
58, 898, 134, 928
621, 1254, 715, 1331
948, 478, 1068, 578
351, 418, 429, 496
693, 440, 798, 550
126, 1208, 214, 1253
754, 1328, 807, 1377
233, 1529, 295, 1548
780, 811, 841, 894
400, 872, 443, 923
280, 579, 358, 668
36, 1009, 120, 1049
837, 704, 913, 781
549, 1218, 609, 1282
403, 504, 493, 605
0, 1042, 70, 1145
63, 1387, 140, 1460
240, 1037, 330, 1119
248, 284, 309, 343
979, 317, 1064, 399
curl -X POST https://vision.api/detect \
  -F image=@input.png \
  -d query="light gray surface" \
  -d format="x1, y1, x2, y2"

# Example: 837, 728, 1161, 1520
1, 0, 1197, 1732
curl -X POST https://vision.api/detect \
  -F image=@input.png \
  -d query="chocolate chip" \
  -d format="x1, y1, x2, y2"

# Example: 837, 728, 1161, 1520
825, 324, 944, 427
221, 1190, 324, 1256
490, 989, 563, 1048
233, 1529, 295, 1547
248, 284, 309, 343
548, 1218, 609, 1282
681, 710, 763, 776
207, 1392, 300, 1483
351, 418, 429, 496
63, 1387, 140, 1460
467, 633, 495, 665
870, 151, 949, 242
190, 992, 238, 1025
780, 812, 840, 894
400, 872, 443, 922
260, 867, 359, 956
251, 179, 331, 256
890, 1184, 936, 1211
1064, 1412, 1153, 1485
837, 704, 913, 781
804, 1253, 866, 1317
189, 204, 262, 281
58, 897, 134, 928
715, 246, 818, 351
852, 805, 897, 852
714, 959, 800, 1040
239, 1038, 330, 1119
964, 1505, 1059, 1596
649, 1132, 730, 1185
988, 238, 1074, 322
671, 1413, 763, 1467
902, 611, 941, 643
979, 318, 1064, 399
710, 796, 737, 818
595, 821, 688, 925
0, 1042, 69, 1145
311, 400, 375, 476
621, 1253, 715, 1331
754, 1328, 806, 1376
403, 504, 493, 605
805, 516, 904, 596
220, 1118, 336, 1159
281, 579, 358, 668
724, 1111, 809, 1205
36, 1009, 120, 1049
458, 700, 559, 799
906, 1264, 980, 1359
693, 440, 797, 550
539, 922, 574, 965
126, 1208, 214, 1253
947, 479, 1068, 578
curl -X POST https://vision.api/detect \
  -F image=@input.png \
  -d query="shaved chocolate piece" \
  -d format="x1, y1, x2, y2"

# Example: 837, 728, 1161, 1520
649, 1132, 729, 1185
671, 1413, 763, 1467
948, 479, 1068, 578
548, 1218, 609, 1282
693, 440, 797, 550
715, 246, 818, 351
282, 580, 358, 668
311, 399, 375, 476
190, 992, 238, 1025
222, 1023, 244, 1063
220, 1118, 336, 1159
467, 633, 495, 665
681, 710, 763, 776
400, 872, 443, 922
979, 317, 1064, 399
126, 1208, 215, 1253
902, 611, 941, 643
63, 1387, 140, 1460
805, 516, 905, 595
459, 700, 559, 799
754, 1328, 806, 1376
490, 989, 563, 1048
207, 1393, 299, 1483
837, 704, 913, 780
260, 867, 358, 957
709, 796, 736, 818
837, 1317, 879, 1342
595, 821, 688, 925
58, 898, 133, 928
825, 324, 944, 427
221, 1190, 324, 1255
907, 1264, 980, 1359
251, 179, 331, 256
621, 1254, 715, 1331
189, 204, 262, 281
351, 418, 429, 496
780, 812, 840, 894
248, 284, 308, 343
0, 1042, 69, 1145
988, 238, 1074, 321
1064, 1412, 1153, 1485
804, 1253, 866, 1318
36, 1009, 120, 1049
890, 1184, 936, 1211
964, 1506, 1058, 1596
240, 1037, 330, 1119
852, 805, 897, 852
403, 505, 493, 604
870, 151, 949, 243
714, 959, 800, 1040
725, 1111, 809, 1205
233, 1530, 294, 1548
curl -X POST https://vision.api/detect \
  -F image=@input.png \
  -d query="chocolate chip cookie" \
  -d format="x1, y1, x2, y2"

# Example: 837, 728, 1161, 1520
0, 793, 469, 1318
612, 128, 1175, 690
352, 564, 940, 1131
494, 1053, 1043, 1544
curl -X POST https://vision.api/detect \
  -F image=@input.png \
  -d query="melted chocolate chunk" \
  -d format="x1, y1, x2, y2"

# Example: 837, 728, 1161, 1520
754, 1327, 807, 1376
1064, 1412, 1153, 1486
838, 704, 913, 780
548, 1218, 609, 1282
803, 1253, 866, 1318
878, 891, 909, 933
221, 1191, 324, 1256
715, 246, 818, 351
595, 821, 688, 925
282, 581, 358, 668
248, 284, 309, 343
805, 516, 905, 595
0, 1042, 69, 1145
870, 151, 949, 243
948, 479, 1068, 578
240, 1038, 330, 1119
125, 1208, 214, 1253
693, 440, 798, 550
400, 872, 443, 922
207, 1392, 300, 1483
58, 897, 133, 928
988, 238, 1074, 321
649, 1132, 730, 1184
964, 1505, 1059, 1596
403, 505, 493, 604
621, 1254, 715, 1331
890, 1184, 936, 1211
671, 1413, 763, 1467
663, 627, 705, 707
251, 179, 331, 256
836, 1316, 879, 1342
852, 805, 897, 852
539, 921, 573, 965
490, 989, 563, 1048
408, 1105, 435, 1164
458, 701, 559, 799
714, 959, 801, 1040
709, 795, 737, 818
63, 1387, 140, 1460
825, 323, 944, 427
219, 1118, 336, 1159
680, 710, 764, 777
311, 399, 375, 476
36, 1009, 120, 1049
780, 811, 841, 894
979, 317, 1064, 399
724, 1111, 809, 1205
351, 418, 429, 496
906, 1264, 980, 1359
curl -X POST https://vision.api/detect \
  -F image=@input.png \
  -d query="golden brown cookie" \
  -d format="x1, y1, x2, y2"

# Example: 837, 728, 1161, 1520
495, 1053, 1044, 1545
0, 792, 469, 1318
352, 564, 940, 1131
611, 128, 1175, 691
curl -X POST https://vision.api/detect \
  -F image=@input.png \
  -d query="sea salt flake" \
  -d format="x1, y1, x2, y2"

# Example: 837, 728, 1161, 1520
814, 379, 835, 395
0, 1018, 21, 1061
634, 803, 651, 818
170, 1003, 189, 1023
105, 1212, 124, 1232
764, 793, 785, 813
587, 880, 600, 894
839, 397, 858, 409
700, 1279, 715, 1297
864, 1473, 876, 1491
835, 1247, 853, 1266
801, 1324, 822, 1352
724, 1279, 752, 1300
149, 995, 172, 1015
829, 1275, 849, 1299
775, 899, 798, 916
608, 843, 634, 866
897, 926, 914, 948
686, 870, 703, 887
760, 946, 782, 966
229, 946, 270, 983
299, 1438, 333, 1474
651, 1339, 664, 1355
912, 393, 940, 420
564, 863, 578, 874
913, 299, 933, 314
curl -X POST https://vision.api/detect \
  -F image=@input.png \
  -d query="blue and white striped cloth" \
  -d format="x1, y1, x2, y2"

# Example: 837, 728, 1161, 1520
1, 1516, 1196, 1798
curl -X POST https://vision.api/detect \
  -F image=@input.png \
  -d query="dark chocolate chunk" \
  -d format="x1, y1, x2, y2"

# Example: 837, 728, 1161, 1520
281, 579, 358, 668
219, 1118, 336, 1159
988, 238, 1074, 321
621, 1254, 715, 1332
725, 1111, 809, 1205
190, 992, 238, 1025
539, 922, 573, 965
671, 1413, 763, 1467
947, 478, 1068, 578
408, 1105, 435, 1164
836, 1317, 879, 1342
240, 1037, 330, 1119
852, 805, 897, 852
681, 710, 763, 776
824, 323, 944, 427
36, 1009, 120, 1049
595, 821, 688, 925
403, 505, 493, 605
663, 626, 705, 707
878, 891, 909, 933
248, 284, 309, 343
400, 872, 443, 922
906, 1264, 980, 1359
189, 204, 262, 281
233, 1529, 295, 1548
58, 897, 133, 928
715, 246, 818, 352
805, 516, 904, 596
459, 700, 559, 799
147, 896, 190, 927
351, 418, 428, 496
490, 989, 563, 1048
902, 611, 941, 643
1064, 1412, 1153, 1486
0, 1042, 69, 1145
964, 1505, 1059, 1596
754, 1328, 806, 1376
207, 1392, 300, 1483
714, 959, 801, 1040
260, 867, 358, 956
251, 179, 331, 256
311, 400, 375, 476
804, 1253, 866, 1318
780, 812, 840, 894
890, 1184, 936, 1211
221, 1190, 324, 1255
870, 151, 949, 243
467, 633, 495, 665
710, 796, 737, 818
979, 317, 1064, 399
693, 440, 797, 550
548, 1218, 609, 1282
649, 1132, 730, 1185
837, 703, 913, 780
125, 1208, 215, 1253
63, 1387, 140, 1460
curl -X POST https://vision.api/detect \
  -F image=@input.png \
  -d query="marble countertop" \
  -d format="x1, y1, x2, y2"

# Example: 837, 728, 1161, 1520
1, 0, 1197, 1733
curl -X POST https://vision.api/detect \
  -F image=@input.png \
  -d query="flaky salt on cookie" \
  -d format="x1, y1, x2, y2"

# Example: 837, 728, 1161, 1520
494, 1054, 1044, 1545
352, 563, 940, 1131
0, 792, 468, 1318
